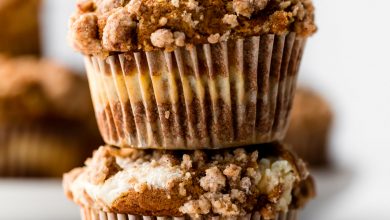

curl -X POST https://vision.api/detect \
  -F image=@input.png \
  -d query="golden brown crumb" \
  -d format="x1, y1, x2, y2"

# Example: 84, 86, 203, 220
200, 166, 226, 193
222, 14, 239, 28
150, 29, 175, 48
207, 34, 221, 44
223, 164, 242, 181
102, 9, 137, 51
85, 147, 122, 184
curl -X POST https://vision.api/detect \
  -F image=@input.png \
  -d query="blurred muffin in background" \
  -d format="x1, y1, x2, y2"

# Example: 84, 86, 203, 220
0, 0, 41, 56
0, 55, 103, 177
285, 87, 333, 167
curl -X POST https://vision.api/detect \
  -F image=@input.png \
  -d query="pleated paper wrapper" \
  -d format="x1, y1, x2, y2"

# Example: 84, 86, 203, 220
81, 208, 298, 220
85, 33, 306, 149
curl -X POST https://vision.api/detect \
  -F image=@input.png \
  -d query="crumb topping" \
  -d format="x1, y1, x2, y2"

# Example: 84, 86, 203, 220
84, 147, 123, 184
69, 0, 316, 55
150, 29, 175, 48
222, 14, 239, 28
200, 166, 226, 193
64, 143, 315, 218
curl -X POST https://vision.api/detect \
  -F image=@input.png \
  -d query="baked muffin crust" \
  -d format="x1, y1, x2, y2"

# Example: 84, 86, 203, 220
69, 0, 316, 55
64, 143, 315, 219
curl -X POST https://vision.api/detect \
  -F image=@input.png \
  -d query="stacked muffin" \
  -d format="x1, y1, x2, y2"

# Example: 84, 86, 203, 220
63, 0, 317, 219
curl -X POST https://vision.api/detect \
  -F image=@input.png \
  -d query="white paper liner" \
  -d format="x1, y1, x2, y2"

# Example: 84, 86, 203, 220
0, 124, 90, 177
81, 208, 298, 220
85, 33, 306, 149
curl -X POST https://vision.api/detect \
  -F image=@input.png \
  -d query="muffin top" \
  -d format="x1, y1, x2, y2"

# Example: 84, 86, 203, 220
0, 55, 93, 123
63, 143, 315, 219
69, 0, 316, 55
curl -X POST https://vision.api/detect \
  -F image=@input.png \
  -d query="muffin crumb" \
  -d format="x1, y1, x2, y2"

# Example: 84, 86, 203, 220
171, 0, 180, 7
102, 9, 137, 51
230, 189, 246, 203
240, 177, 251, 193
85, 147, 122, 185
222, 14, 239, 28
159, 17, 168, 26
150, 29, 175, 48
200, 166, 226, 192
186, 0, 199, 10
205, 193, 240, 216
69, 13, 102, 54
181, 154, 192, 170
174, 31, 186, 47
207, 34, 220, 44
179, 196, 211, 215
223, 164, 242, 181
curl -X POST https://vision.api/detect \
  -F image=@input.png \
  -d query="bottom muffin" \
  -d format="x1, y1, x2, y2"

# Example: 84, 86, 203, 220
63, 143, 315, 220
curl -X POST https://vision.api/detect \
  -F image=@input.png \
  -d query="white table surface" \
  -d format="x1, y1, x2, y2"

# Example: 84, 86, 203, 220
0, 179, 79, 220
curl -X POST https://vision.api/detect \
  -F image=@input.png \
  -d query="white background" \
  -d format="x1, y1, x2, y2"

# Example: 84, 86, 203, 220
299, 0, 390, 219
1, 0, 390, 219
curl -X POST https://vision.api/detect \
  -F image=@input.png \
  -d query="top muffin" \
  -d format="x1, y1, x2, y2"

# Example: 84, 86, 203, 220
69, 0, 316, 55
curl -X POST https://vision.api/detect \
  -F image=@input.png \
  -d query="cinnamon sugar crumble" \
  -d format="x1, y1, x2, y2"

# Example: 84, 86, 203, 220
200, 166, 226, 192
179, 196, 211, 215
70, 0, 316, 55
159, 17, 168, 26
85, 147, 122, 185
223, 164, 242, 181
222, 14, 239, 28
207, 34, 220, 44
150, 29, 175, 48
102, 9, 137, 51
171, 0, 180, 8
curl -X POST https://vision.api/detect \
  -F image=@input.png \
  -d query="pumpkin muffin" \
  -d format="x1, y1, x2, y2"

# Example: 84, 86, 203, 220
68, 0, 316, 150
0, 0, 41, 56
284, 88, 333, 167
64, 143, 315, 220
0, 55, 103, 177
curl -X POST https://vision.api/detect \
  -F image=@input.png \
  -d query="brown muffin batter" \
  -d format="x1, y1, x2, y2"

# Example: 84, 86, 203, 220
64, 143, 315, 219
69, 0, 316, 55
